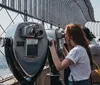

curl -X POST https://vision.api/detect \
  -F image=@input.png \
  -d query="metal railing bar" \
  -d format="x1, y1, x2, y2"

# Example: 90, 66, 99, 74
20, 14, 24, 21
0, 3, 60, 28
0, 50, 5, 56
0, 13, 19, 36
5, 9, 15, 24
0, 76, 14, 83
0, 24, 6, 33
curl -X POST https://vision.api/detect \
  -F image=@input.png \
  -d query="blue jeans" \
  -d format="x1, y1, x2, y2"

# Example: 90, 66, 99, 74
69, 79, 91, 85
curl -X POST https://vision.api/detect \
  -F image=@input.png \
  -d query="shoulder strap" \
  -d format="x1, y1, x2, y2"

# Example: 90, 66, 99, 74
71, 75, 77, 85
90, 74, 93, 85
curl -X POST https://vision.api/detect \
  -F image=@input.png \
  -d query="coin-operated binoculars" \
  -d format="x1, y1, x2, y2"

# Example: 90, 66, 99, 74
2, 22, 48, 85
46, 28, 65, 85
0, 22, 65, 85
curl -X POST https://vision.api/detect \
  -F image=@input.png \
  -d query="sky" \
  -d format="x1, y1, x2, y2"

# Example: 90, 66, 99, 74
91, 0, 100, 21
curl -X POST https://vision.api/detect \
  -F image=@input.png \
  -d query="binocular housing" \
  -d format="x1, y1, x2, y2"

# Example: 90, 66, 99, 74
2, 22, 66, 85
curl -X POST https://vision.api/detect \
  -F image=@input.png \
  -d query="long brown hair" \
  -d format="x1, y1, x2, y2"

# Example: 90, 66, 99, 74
65, 24, 93, 69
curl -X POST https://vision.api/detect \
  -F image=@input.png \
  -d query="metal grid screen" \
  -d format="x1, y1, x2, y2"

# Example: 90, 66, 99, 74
0, 0, 95, 27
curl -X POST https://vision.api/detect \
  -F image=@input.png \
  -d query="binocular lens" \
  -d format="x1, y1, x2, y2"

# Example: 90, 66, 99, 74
31, 29, 35, 35
38, 30, 43, 36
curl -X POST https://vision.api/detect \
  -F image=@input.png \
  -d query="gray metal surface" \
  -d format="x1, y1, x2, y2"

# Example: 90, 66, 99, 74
5, 22, 48, 77
0, 0, 95, 27
85, 22, 100, 37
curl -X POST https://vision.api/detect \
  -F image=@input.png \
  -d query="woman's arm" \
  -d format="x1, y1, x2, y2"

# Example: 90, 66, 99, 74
49, 41, 73, 71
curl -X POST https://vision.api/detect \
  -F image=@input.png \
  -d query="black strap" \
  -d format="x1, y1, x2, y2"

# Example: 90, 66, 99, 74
90, 74, 93, 85
64, 67, 70, 85
71, 75, 77, 85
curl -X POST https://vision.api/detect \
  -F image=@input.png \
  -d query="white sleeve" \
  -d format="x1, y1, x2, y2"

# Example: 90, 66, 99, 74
65, 48, 81, 64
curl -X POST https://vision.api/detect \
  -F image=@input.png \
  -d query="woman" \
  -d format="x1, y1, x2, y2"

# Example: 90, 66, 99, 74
49, 24, 93, 85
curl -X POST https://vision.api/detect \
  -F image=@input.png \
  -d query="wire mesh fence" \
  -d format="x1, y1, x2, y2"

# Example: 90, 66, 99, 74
0, 0, 95, 27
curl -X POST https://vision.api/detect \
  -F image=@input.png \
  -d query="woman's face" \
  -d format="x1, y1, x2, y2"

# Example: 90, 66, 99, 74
64, 28, 70, 43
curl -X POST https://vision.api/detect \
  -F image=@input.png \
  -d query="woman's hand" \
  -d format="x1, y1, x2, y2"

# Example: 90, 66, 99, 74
49, 40, 56, 48
63, 46, 68, 57
49, 40, 72, 71
49, 40, 56, 55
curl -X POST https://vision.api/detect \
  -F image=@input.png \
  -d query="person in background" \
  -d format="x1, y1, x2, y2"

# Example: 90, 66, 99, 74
82, 27, 100, 83
49, 24, 93, 85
